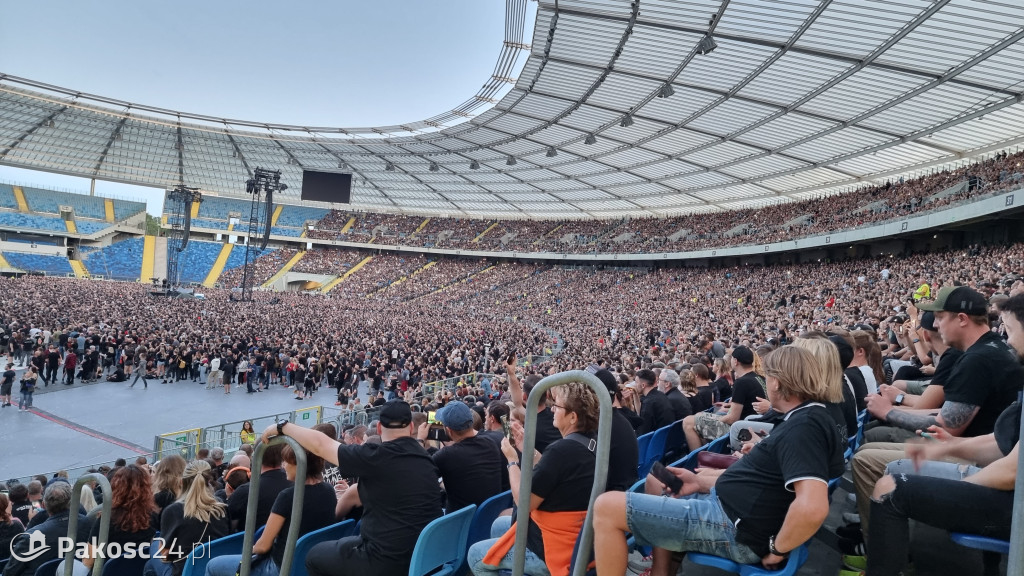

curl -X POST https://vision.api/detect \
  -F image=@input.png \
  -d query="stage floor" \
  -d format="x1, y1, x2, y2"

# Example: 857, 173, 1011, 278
0, 373, 365, 481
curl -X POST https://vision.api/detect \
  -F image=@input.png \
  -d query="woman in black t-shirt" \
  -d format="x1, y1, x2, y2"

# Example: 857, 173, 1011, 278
468, 381, 599, 576
151, 455, 186, 527
147, 460, 230, 576
204, 438, 337, 576
0, 493, 25, 561
1, 362, 15, 407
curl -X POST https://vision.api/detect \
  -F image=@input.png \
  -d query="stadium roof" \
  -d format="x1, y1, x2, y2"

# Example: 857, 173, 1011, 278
1, 0, 1023, 220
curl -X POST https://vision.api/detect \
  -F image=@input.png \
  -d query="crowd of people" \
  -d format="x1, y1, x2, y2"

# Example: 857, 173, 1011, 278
297, 150, 1024, 255
4, 197, 1024, 576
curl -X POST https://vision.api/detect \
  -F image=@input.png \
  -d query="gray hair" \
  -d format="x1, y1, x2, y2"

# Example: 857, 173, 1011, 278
43, 481, 73, 514
660, 369, 680, 388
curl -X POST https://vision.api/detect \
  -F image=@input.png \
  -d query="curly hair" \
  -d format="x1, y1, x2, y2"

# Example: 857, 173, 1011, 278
110, 465, 157, 533
552, 381, 600, 434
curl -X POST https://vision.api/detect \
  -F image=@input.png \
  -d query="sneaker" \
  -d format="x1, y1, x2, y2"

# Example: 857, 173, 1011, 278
838, 536, 866, 556
843, 554, 867, 571
843, 512, 861, 525
627, 551, 652, 575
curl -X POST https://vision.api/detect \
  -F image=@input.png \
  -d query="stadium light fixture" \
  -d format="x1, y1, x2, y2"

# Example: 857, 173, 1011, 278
546, 146, 558, 157
506, 155, 517, 166
620, 115, 634, 128
470, 160, 480, 170
385, 161, 395, 171
585, 134, 597, 145
659, 84, 675, 98
429, 162, 439, 172
698, 35, 718, 55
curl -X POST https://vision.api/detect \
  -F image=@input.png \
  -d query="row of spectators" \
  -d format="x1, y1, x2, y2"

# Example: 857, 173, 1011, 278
299, 150, 1023, 254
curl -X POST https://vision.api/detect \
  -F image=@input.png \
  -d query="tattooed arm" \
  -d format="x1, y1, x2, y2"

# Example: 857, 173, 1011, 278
884, 401, 979, 436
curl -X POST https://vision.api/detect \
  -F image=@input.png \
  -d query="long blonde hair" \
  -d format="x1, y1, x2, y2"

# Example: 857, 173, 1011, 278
79, 485, 98, 514
179, 460, 226, 523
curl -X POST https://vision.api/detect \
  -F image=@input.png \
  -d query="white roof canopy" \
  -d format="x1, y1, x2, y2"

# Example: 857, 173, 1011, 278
1, 0, 1023, 219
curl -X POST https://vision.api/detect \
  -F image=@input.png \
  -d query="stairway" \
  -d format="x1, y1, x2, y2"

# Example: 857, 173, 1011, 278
472, 222, 499, 243
140, 235, 157, 282
104, 199, 115, 222
12, 186, 29, 212
321, 255, 373, 293
262, 251, 306, 288
271, 205, 284, 226
202, 243, 234, 288
69, 260, 89, 278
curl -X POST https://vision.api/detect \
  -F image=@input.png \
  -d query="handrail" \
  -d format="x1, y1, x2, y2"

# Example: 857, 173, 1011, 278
239, 436, 307, 576
512, 370, 612, 576
65, 473, 112, 576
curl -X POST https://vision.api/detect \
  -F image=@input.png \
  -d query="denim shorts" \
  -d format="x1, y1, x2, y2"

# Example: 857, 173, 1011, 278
626, 489, 761, 565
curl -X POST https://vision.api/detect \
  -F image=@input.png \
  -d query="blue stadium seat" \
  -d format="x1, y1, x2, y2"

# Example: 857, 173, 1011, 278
687, 542, 809, 576
290, 519, 357, 576
75, 220, 112, 235
409, 504, 476, 576
951, 533, 1008, 576
0, 212, 69, 233
636, 432, 653, 477
34, 558, 63, 576
83, 238, 144, 280
467, 491, 513, 549
0, 184, 19, 209
275, 205, 328, 227
639, 421, 681, 477
190, 218, 230, 231
271, 226, 303, 237
173, 241, 227, 284
4, 252, 73, 275
100, 542, 150, 576
180, 532, 245, 576
195, 196, 251, 220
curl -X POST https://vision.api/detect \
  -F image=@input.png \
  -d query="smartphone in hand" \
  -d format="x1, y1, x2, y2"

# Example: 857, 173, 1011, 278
650, 462, 683, 494
500, 415, 513, 443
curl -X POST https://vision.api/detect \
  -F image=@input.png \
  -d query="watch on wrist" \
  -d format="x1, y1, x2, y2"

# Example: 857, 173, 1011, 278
894, 393, 905, 406
276, 418, 288, 436
507, 461, 520, 469
768, 534, 790, 558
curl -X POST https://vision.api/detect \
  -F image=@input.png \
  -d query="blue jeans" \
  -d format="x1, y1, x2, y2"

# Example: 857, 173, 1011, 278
19, 389, 33, 409
468, 515, 550, 576
625, 489, 761, 565
205, 554, 279, 576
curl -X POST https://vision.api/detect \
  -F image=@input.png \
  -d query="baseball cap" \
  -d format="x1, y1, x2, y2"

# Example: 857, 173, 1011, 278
920, 311, 938, 332
379, 400, 413, 429
436, 401, 474, 431
593, 368, 618, 397
916, 286, 988, 315
731, 345, 755, 366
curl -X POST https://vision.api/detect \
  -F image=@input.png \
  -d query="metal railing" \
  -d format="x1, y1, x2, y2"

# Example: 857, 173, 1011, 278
65, 473, 112, 576
239, 436, 306, 576
513, 370, 612, 576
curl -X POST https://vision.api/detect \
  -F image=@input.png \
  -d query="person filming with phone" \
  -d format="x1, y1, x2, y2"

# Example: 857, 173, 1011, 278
592, 345, 845, 576
416, 400, 504, 512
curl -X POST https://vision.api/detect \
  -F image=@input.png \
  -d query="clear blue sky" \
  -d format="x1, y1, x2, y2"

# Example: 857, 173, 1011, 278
0, 0, 529, 215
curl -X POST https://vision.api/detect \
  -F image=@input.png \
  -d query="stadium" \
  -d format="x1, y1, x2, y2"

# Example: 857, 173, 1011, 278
1, 1, 1023, 575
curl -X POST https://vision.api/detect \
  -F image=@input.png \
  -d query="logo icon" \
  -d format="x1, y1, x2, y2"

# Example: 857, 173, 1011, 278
10, 531, 50, 563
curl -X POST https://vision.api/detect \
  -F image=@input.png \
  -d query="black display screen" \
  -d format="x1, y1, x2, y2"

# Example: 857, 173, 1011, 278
300, 170, 352, 204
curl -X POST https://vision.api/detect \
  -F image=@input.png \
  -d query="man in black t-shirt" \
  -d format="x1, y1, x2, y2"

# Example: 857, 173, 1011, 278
418, 400, 503, 512
592, 346, 845, 575
853, 286, 1024, 537
263, 400, 441, 576
1, 362, 14, 407
226, 443, 292, 532
659, 368, 693, 422
636, 369, 675, 435
683, 346, 764, 448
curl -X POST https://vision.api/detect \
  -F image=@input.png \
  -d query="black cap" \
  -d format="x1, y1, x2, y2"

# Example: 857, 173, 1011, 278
593, 368, 618, 397
379, 400, 413, 429
916, 286, 988, 315
920, 311, 938, 332
731, 345, 754, 366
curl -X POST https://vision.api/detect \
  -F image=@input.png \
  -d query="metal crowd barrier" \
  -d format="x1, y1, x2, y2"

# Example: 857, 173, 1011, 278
65, 473, 112, 576
238, 436, 307, 576
513, 370, 612, 576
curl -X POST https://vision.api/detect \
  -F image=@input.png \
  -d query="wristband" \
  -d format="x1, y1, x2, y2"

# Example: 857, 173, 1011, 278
507, 461, 520, 469
276, 418, 288, 436
768, 534, 790, 558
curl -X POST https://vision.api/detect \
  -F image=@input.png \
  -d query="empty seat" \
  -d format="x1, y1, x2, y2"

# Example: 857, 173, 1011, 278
4, 252, 74, 275
409, 504, 476, 576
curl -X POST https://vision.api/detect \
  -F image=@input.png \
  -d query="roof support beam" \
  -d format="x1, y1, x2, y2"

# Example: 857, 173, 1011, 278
224, 129, 254, 178
93, 114, 129, 176
1, 105, 68, 158
175, 121, 185, 186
